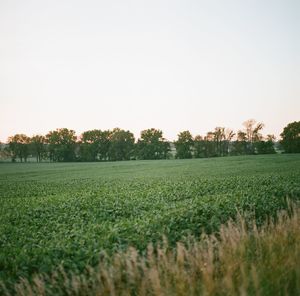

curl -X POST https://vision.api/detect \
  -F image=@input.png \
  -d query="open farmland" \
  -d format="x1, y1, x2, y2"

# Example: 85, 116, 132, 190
1, 154, 300, 289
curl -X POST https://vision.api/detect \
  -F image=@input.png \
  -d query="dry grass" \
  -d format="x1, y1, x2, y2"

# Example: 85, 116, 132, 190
2, 203, 300, 296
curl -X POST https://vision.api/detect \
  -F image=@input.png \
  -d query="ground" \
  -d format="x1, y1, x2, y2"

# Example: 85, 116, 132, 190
0, 154, 300, 286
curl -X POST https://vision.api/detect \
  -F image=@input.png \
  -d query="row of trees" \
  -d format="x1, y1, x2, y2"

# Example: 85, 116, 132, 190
5, 128, 169, 162
6, 128, 133, 162
175, 120, 278, 159
2, 120, 299, 162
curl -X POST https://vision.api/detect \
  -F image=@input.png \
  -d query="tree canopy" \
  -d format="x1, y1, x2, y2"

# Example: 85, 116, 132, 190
8, 134, 30, 162
175, 130, 194, 159
3, 118, 296, 162
280, 121, 300, 153
80, 130, 110, 161
108, 128, 135, 161
46, 128, 77, 162
136, 128, 170, 160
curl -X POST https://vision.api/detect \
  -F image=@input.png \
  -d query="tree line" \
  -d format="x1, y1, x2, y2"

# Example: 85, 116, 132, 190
2, 120, 299, 162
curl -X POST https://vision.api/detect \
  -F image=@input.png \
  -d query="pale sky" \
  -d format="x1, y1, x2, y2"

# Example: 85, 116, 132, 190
0, 0, 299, 142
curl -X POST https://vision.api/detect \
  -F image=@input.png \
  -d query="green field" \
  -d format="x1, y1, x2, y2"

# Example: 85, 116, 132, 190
1, 154, 300, 287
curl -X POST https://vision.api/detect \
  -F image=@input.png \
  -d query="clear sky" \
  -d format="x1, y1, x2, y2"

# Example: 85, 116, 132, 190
0, 0, 299, 142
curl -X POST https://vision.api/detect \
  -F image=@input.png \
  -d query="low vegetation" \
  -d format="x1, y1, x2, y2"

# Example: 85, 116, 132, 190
1, 201, 300, 295
1, 154, 300, 294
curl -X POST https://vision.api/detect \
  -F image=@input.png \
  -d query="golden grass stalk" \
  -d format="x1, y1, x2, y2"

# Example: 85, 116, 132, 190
2, 204, 300, 296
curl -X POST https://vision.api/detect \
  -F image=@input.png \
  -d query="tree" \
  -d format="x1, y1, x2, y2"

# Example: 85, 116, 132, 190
223, 129, 235, 155
242, 119, 264, 154
232, 130, 248, 155
255, 141, 275, 154
266, 134, 276, 142
213, 127, 226, 156
46, 128, 77, 162
280, 121, 300, 153
30, 135, 46, 162
203, 131, 216, 157
136, 128, 170, 160
194, 135, 205, 158
8, 134, 30, 162
0, 143, 10, 161
237, 131, 247, 141
80, 130, 111, 161
108, 128, 135, 161
175, 131, 194, 159
194, 129, 234, 158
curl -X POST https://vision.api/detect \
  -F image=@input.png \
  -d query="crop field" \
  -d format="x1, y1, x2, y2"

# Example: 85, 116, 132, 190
1, 154, 300, 290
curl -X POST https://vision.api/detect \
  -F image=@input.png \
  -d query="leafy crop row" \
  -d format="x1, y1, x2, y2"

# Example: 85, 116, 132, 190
0, 154, 300, 288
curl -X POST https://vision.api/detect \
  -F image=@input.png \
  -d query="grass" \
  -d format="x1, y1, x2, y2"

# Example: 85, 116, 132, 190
2, 202, 300, 296
0, 154, 300, 292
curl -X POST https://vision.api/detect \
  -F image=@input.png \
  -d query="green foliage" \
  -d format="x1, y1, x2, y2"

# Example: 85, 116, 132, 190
280, 121, 300, 153
7, 134, 30, 162
4, 120, 299, 163
230, 120, 265, 156
46, 128, 77, 162
108, 128, 135, 161
231, 140, 248, 155
30, 135, 46, 162
136, 128, 170, 160
193, 135, 205, 158
175, 130, 194, 159
0, 154, 300, 288
242, 119, 264, 153
80, 130, 110, 161
213, 127, 225, 156
3, 205, 300, 296
197, 128, 235, 158
254, 140, 276, 154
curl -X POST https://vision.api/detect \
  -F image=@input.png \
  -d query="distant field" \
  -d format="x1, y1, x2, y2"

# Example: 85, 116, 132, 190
1, 154, 300, 287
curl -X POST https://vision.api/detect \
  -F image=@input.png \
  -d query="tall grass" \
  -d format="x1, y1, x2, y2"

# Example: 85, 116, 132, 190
2, 203, 300, 296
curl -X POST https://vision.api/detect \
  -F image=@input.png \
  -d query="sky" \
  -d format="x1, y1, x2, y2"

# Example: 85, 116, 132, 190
0, 0, 299, 142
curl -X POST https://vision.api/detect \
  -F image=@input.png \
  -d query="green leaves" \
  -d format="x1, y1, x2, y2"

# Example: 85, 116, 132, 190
0, 155, 300, 288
